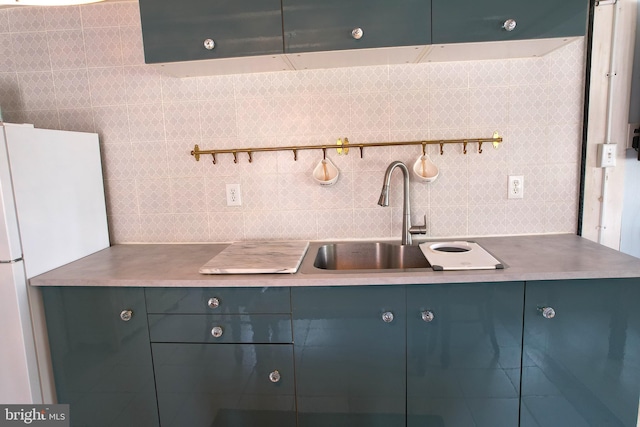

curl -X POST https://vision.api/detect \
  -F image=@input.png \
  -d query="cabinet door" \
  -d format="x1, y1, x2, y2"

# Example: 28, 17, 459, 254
42, 287, 158, 427
153, 343, 295, 427
432, 0, 588, 44
522, 279, 640, 427
139, 0, 284, 63
283, 0, 431, 53
292, 286, 406, 427
407, 282, 524, 427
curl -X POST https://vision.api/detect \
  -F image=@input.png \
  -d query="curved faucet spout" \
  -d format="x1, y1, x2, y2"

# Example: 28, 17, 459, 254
378, 161, 412, 245
378, 161, 426, 245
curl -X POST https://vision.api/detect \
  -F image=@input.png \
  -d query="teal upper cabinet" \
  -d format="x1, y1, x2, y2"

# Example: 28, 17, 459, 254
42, 287, 159, 427
407, 282, 524, 427
522, 279, 640, 427
432, 0, 589, 44
138, 0, 284, 63
292, 286, 406, 427
282, 0, 431, 53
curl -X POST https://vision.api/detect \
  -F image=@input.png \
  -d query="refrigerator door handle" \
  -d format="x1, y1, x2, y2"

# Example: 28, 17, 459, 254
0, 257, 23, 263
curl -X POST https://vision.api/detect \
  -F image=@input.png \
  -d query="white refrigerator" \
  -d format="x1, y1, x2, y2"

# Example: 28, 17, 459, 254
0, 123, 110, 404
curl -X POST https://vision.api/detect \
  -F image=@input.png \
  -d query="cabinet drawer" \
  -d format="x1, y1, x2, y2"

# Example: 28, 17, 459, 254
149, 314, 293, 344
153, 343, 295, 427
145, 287, 291, 314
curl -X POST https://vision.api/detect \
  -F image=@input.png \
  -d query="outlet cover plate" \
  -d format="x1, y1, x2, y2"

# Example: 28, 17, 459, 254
508, 175, 524, 199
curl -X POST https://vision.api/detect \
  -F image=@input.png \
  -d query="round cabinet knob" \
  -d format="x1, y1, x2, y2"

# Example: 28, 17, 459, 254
120, 309, 133, 322
211, 326, 224, 338
207, 297, 220, 309
382, 311, 394, 323
538, 306, 556, 319
269, 370, 281, 383
351, 27, 363, 40
502, 19, 517, 32
421, 310, 435, 322
203, 38, 215, 50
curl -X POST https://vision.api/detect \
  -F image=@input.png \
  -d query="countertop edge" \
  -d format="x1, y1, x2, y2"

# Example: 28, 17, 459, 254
28, 234, 640, 288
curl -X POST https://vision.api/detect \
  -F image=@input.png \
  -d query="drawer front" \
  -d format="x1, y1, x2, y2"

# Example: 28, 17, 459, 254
153, 343, 295, 427
149, 314, 293, 344
145, 287, 291, 314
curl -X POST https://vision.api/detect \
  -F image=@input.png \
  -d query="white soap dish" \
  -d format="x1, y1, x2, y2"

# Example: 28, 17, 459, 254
413, 154, 439, 182
313, 158, 339, 186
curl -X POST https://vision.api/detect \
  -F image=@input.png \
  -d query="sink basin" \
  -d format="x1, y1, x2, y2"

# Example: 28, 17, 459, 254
300, 241, 431, 273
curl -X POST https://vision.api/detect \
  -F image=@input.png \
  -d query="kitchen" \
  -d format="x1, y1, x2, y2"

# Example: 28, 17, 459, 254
1, 0, 640, 426
0, 0, 585, 242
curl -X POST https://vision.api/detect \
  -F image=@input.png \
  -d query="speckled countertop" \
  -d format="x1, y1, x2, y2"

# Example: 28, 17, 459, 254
28, 234, 640, 288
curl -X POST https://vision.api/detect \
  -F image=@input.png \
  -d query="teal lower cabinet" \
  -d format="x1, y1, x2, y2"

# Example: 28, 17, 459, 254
407, 282, 524, 427
521, 279, 640, 427
146, 290, 296, 427
292, 286, 406, 427
152, 343, 295, 427
41, 287, 159, 427
41, 279, 640, 427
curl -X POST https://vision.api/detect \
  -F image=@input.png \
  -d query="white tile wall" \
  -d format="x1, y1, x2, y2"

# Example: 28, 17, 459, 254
0, 2, 586, 243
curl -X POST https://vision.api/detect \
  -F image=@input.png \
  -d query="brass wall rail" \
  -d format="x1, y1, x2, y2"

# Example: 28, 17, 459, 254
191, 132, 502, 164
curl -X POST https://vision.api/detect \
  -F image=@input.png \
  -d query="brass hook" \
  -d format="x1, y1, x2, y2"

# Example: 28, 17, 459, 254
463, 141, 468, 154
439, 142, 444, 155
421, 143, 426, 156
247, 151, 253, 163
322, 147, 327, 160
211, 153, 216, 164
232, 151, 238, 163
478, 142, 483, 154
359, 146, 364, 158
292, 149, 298, 161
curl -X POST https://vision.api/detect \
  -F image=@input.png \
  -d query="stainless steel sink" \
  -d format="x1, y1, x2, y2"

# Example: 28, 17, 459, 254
299, 241, 431, 273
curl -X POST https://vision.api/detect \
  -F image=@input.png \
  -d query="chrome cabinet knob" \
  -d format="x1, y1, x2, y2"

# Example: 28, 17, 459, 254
421, 310, 435, 322
269, 370, 281, 383
351, 27, 363, 40
203, 38, 215, 50
211, 326, 224, 338
207, 297, 220, 309
502, 19, 517, 32
538, 306, 556, 319
120, 309, 133, 322
382, 311, 394, 323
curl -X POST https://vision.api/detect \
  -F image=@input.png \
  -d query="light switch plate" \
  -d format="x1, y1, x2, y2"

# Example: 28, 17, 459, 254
597, 143, 617, 168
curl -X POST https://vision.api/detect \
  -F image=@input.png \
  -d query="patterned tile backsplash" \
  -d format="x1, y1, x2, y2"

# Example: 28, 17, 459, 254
0, 1, 585, 243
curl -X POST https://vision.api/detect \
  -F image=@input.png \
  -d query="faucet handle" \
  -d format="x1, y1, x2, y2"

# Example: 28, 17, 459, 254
409, 215, 427, 235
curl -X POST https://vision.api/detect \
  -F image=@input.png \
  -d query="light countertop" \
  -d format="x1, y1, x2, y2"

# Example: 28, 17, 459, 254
28, 234, 640, 288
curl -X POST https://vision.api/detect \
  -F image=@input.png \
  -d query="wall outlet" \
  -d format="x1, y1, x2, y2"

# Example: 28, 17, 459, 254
508, 175, 524, 199
596, 143, 617, 168
226, 183, 242, 206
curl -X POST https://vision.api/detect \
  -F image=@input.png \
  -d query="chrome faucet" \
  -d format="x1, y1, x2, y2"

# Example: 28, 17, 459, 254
378, 161, 427, 245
